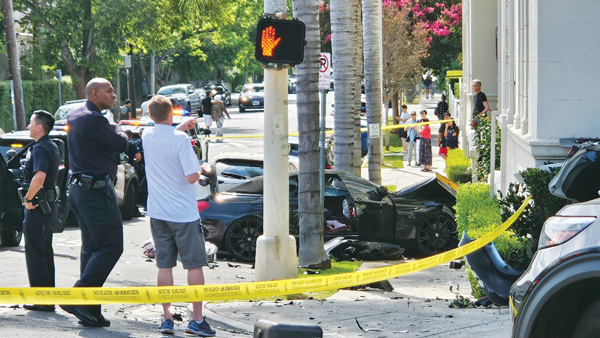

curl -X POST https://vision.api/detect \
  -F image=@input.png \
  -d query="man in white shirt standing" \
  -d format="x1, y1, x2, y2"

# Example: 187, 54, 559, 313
143, 95, 216, 337
140, 94, 153, 117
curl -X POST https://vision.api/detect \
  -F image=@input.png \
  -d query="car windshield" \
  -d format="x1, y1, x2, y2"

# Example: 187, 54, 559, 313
216, 160, 264, 180
158, 86, 187, 95
242, 85, 264, 94
54, 104, 83, 120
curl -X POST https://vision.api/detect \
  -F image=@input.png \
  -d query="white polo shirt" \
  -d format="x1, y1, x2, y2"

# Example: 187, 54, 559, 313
142, 124, 201, 223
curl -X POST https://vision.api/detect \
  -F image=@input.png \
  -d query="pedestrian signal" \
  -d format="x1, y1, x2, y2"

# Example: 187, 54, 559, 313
255, 18, 306, 66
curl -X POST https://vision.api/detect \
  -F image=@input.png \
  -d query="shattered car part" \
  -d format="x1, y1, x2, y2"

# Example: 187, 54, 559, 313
328, 239, 405, 261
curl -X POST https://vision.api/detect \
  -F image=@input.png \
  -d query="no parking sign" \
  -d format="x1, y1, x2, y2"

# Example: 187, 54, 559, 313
319, 53, 331, 91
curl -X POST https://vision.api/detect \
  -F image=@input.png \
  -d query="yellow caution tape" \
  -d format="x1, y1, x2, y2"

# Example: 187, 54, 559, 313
436, 173, 461, 192
214, 119, 455, 139
0, 197, 530, 305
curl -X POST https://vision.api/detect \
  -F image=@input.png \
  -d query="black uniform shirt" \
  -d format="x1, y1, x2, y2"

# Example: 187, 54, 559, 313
24, 135, 60, 189
67, 100, 128, 180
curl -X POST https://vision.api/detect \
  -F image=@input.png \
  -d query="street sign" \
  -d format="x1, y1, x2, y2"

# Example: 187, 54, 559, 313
319, 52, 331, 91
255, 18, 306, 66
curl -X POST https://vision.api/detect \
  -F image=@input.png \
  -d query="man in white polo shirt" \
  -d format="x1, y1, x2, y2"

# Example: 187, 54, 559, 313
143, 95, 216, 337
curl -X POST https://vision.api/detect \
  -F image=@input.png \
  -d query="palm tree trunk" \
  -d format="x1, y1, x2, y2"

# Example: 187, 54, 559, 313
331, 0, 356, 173
292, 0, 330, 269
362, 0, 382, 184
353, 0, 364, 176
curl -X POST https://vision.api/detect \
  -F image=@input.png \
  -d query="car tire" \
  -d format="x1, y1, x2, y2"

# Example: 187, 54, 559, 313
0, 226, 22, 247
239, 106, 245, 113
224, 216, 263, 262
120, 184, 136, 221
571, 299, 600, 338
412, 211, 458, 257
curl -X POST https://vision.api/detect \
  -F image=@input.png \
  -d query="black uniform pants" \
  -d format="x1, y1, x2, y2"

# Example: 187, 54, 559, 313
23, 203, 57, 288
69, 184, 123, 314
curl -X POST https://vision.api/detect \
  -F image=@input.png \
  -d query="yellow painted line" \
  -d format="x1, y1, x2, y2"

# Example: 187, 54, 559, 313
0, 197, 531, 305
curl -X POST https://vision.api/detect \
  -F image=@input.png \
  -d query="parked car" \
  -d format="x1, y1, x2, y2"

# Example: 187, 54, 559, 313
203, 84, 232, 106
288, 75, 297, 94
238, 83, 264, 112
509, 141, 600, 338
288, 137, 334, 169
54, 99, 114, 126
157, 84, 202, 114
195, 153, 298, 200
0, 130, 140, 247
198, 170, 457, 261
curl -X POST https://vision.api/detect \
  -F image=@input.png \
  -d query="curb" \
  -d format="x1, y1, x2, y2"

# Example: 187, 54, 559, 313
188, 303, 254, 334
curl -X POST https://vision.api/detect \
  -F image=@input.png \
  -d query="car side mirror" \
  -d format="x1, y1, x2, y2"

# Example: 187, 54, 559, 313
120, 153, 129, 163
377, 185, 389, 197
189, 90, 194, 94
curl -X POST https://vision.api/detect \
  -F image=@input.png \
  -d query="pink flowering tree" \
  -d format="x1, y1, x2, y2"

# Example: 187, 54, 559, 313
319, 0, 332, 52
385, 0, 463, 83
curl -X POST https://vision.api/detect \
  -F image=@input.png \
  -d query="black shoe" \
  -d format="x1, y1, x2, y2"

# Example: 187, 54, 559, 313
78, 317, 110, 327
23, 304, 55, 312
60, 305, 101, 327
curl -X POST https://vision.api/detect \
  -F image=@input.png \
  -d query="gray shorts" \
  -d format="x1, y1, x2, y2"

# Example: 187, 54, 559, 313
150, 218, 209, 269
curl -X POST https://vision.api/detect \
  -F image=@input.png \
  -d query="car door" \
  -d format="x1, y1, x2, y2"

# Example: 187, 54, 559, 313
188, 85, 200, 111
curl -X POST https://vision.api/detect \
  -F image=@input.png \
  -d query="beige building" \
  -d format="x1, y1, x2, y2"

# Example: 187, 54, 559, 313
457, 0, 600, 192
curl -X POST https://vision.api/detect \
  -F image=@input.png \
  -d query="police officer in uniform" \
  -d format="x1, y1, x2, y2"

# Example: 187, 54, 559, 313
21, 110, 60, 312
61, 78, 129, 327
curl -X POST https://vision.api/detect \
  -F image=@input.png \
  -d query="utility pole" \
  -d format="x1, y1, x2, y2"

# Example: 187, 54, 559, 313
254, 0, 298, 281
3, 0, 26, 130
150, 52, 156, 94
128, 45, 136, 110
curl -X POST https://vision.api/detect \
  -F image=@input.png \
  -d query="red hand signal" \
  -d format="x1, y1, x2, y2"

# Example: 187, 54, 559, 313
261, 26, 281, 57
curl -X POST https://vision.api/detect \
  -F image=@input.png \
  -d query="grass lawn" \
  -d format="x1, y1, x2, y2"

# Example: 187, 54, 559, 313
385, 184, 397, 192
382, 155, 404, 169
383, 133, 404, 154
216, 260, 362, 302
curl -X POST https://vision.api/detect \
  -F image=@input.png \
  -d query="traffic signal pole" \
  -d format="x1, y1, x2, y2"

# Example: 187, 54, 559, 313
254, 3, 298, 281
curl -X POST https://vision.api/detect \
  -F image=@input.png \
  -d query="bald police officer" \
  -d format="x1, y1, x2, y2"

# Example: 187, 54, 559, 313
61, 78, 129, 327
21, 110, 60, 312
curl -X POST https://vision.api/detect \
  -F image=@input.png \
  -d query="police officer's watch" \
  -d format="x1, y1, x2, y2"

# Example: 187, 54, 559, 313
23, 196, 33, 204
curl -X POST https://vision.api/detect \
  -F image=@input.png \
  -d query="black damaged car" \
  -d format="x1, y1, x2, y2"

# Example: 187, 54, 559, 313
198, 170, 458, 261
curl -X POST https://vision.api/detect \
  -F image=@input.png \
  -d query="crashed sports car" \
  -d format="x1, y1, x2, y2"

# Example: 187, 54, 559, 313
198, 170, 458, 261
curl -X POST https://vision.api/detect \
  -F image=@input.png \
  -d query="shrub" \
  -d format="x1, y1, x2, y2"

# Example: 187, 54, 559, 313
455, 183, 528, 297
453, 82, 460, 99
473, 116, 501, 182
499, 167, 569, 267
446, 148, 472, 184
0, 79, 77, 132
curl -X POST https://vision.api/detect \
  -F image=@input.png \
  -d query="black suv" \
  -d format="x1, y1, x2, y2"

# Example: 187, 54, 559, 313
0, 131, 139, 246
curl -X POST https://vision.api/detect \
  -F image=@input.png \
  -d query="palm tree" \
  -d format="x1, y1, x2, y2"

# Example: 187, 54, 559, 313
292, 0, 330, 268
331, 0, 358, 173
352, 0, 364, 176
362, 0, 383, 184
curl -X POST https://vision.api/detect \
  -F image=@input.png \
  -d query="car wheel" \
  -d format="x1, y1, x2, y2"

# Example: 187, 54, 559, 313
120, 184, 136, 221
0, 226, 22, 246
224, 216, 263, 262
571, 299, 600, 338
413, 212, 458, 257
239, 106, 245, 113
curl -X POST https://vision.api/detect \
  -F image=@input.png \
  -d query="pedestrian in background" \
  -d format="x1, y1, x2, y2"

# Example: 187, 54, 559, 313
445, 119, 460, 150
395, 104, 410, 154
437, 112, 451, 161
419, 111, 432, 172
212, 94, 231, 140
472, 79, 490, 117
423, 75, 432, 99
143, 95, 216, 337
63, 78, 129, 327
404, 111, 418, 166
21, 110, 60, 313
435, 94, 449, 120
141, 94, 154, 117
201, 91, 215, 130
120, 99, 134, 121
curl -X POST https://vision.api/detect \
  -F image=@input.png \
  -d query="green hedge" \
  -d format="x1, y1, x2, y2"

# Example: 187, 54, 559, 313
455, 183, 527, 297
445, 148, 471, 184
473, 116, 501, 182
0, 79, 77, 132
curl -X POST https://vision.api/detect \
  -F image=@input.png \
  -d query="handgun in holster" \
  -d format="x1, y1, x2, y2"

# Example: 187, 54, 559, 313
18, 187, 51, 215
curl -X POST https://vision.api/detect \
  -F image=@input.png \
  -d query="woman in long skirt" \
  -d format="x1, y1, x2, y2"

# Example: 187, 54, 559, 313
419, 116, 432, 172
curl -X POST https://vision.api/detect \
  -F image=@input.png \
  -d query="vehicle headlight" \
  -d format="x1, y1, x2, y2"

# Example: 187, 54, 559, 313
240, 95, 249, 103
538, 216, 597, 249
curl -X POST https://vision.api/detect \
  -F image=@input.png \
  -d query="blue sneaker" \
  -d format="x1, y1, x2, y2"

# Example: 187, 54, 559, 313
159, 319, 174, 335
185, 319, 216, 337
